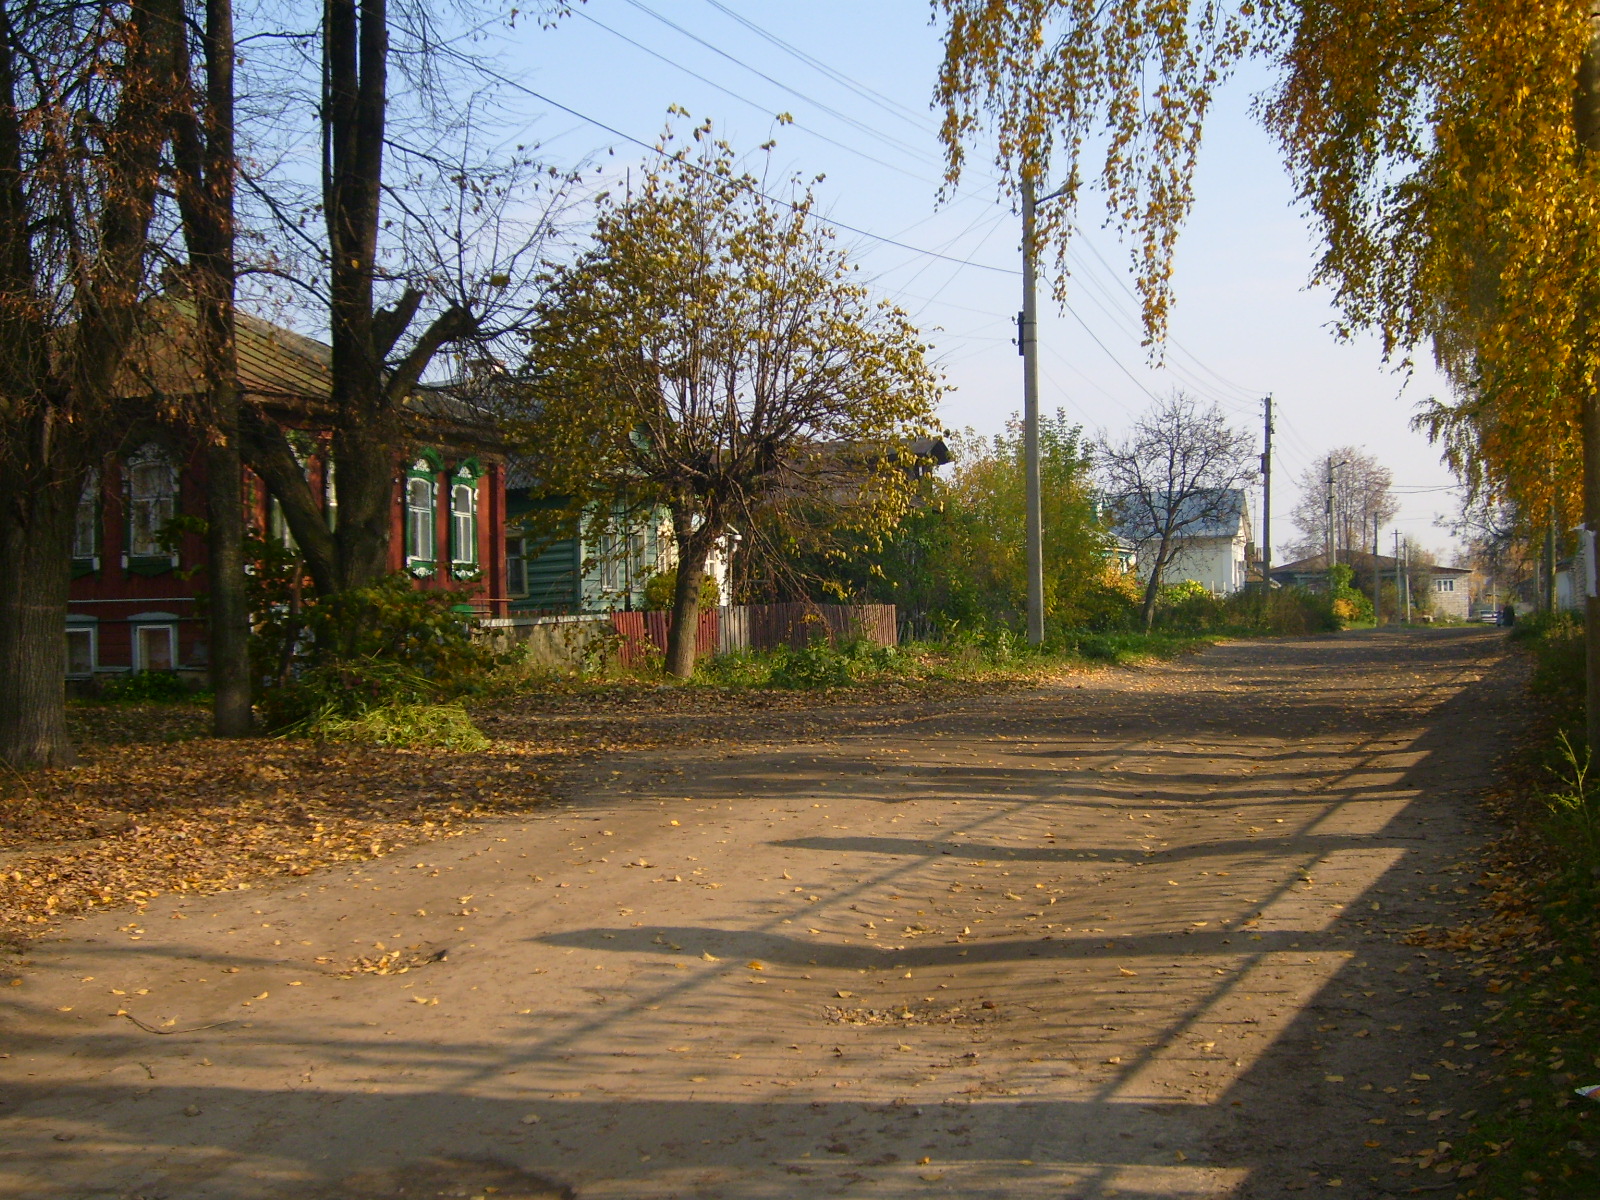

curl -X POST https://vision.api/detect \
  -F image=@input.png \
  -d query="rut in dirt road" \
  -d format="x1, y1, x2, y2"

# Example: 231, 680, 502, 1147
0, 627, 1516, 1199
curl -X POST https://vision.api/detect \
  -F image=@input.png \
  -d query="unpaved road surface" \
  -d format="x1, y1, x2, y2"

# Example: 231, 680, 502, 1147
1, 628, 1519, 1199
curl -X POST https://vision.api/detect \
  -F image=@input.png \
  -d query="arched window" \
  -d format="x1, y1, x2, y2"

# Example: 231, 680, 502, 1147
449, 459, 482, 579
405, 459, 437, 576
72, 470, 100, 572
124, 444, 178, 571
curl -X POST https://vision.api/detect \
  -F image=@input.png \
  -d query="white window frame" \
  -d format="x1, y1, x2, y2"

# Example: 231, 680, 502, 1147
449, 477, 479, 578
1435, 578, 1455, 593
72, 470, 100, 569
131, 621, 177, 673
65, 622, 97, 678
124, 444, 179, 566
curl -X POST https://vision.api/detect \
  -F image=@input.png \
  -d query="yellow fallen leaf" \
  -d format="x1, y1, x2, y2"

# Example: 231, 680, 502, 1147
1118, 968, 1137, 977
701, 951, 720, 962
746, 961, 764, 971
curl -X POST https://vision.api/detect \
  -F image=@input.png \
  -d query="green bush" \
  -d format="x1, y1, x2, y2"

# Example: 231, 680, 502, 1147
769, 637, 856, 689
98, 670, 193, 703
304, 701, 491, 751
254, 574, 502, 735
642, 568, 721, 611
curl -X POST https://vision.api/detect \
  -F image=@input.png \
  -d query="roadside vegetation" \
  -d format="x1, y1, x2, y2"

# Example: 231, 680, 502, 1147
1421, 613, 1600, 1197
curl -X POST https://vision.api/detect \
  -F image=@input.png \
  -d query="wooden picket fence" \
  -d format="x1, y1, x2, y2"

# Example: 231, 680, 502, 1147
609, 602, 896, 669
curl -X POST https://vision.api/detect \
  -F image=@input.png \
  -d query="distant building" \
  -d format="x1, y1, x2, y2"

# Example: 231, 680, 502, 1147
1107, 487, 1252, 595
1269, 551, 1472, 621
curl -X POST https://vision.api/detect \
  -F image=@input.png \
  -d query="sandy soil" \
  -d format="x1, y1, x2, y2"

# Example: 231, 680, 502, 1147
0, 626, 1520, 1199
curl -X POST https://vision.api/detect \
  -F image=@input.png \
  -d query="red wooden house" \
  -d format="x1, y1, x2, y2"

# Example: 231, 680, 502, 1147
66, 310, 507, 682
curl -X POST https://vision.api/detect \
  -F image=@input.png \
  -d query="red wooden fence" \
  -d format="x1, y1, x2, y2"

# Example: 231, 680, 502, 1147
610, 608, 721, 669
610, 602, 895, 669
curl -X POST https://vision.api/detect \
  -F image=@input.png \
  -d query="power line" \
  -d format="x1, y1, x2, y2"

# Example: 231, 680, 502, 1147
569, 6, 948, 187
696, 0, 941, 138
615, 0, 937, 166
469, 61, 1023, 276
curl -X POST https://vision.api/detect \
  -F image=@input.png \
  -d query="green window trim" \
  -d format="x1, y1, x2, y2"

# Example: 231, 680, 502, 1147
405, 459, 438, 578
449, 467, 480, 580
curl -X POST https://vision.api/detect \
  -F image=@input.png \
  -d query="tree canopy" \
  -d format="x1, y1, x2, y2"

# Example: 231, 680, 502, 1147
521, 123, 941, 676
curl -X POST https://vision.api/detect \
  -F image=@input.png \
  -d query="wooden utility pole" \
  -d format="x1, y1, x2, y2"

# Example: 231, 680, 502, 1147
1261, 395, 1273, 589
1020, 174, 1044, 646
1326, 460, 1337, 572
1372, 513, 1381, 623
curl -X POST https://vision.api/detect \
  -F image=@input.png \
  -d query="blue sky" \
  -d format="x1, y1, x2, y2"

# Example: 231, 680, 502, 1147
488, 0, 1463, 561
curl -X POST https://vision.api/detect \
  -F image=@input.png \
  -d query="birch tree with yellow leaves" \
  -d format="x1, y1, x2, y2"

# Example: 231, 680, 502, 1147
934, 0, 1600, 753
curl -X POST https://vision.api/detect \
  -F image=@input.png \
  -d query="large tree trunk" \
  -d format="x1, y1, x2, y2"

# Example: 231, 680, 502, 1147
665, 509, 715, 678
0, 475, 77, 767
1576, 3, 1600, 758
331, 426, 397, 590
174, 0, 252, 734
0, 0, 175, 767
204, 404, 252, 732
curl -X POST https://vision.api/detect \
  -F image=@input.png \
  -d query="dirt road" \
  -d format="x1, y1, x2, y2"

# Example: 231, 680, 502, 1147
1, 628, 1519, 1199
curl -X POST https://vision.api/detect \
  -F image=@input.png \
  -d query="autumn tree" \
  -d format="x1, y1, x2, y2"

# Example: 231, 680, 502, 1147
166, 0, 251, 733
1097, 393, 1257, 629
1286, 447, 1400, 563
523, 125, 941, 677
0, 0, 180, 768
236, 1, 568, 597
933, 2, 1600, 748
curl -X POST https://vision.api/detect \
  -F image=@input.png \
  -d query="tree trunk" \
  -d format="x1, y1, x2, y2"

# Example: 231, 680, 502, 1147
332, 426, 397, 590
1575, 3, 1600, 758
0, 477, 76, 768
204, 403, 252, 732
1140, 552, 1165, 631
665, 510, 714, 678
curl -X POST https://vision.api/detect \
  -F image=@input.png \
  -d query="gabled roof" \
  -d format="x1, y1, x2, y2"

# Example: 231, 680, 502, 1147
115, 298, 501, 445
1106, 487, 1249, 542
1272, 551, 1470, 577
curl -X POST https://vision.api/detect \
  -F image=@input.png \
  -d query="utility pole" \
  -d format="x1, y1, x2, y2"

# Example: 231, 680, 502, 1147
1261, 396, 1274, 591
1326, 460, 1338, 573
1372, 513, 1381, 624
1019, 174, 1045, 647
1394, 530, 1404, 623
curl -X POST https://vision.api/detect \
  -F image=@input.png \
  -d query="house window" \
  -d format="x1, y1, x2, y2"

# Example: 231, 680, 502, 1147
65, 625, 96, 677
133, 624, 175, 672
405, 460, 437, 576
1435, 578, 1455, 593
599, 530, 620, 593
125, 444, 178, 568
72, 471, 100, 570
450, 476, 479, 578
506, 535, 527, 596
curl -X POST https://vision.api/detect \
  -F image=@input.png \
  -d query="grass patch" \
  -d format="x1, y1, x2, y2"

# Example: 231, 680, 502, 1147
687, 628, 1217, 691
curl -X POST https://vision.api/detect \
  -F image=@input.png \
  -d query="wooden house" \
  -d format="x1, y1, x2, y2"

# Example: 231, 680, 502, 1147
66, 309, 507, 681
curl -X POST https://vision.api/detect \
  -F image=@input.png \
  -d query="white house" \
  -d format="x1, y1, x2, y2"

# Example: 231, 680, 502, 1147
1110, 488, 1252, 596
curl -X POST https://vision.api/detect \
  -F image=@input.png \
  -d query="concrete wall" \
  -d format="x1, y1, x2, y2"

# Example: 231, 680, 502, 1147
477, 614, 617, 671
1426, 575, 1471, 621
